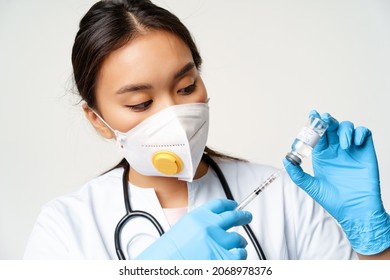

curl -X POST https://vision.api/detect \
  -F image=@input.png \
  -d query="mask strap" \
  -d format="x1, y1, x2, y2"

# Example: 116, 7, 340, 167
86, 105, 115, 132
86, 105, 125, 147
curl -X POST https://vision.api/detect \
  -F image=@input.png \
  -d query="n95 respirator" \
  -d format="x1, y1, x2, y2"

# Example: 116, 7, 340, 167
92, 103, 209, 182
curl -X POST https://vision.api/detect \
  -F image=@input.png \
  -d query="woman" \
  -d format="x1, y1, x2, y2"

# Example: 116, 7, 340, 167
24, 0, 390, 260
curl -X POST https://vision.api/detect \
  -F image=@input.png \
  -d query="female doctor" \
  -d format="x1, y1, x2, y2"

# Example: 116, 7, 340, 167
24, 0, 390, 260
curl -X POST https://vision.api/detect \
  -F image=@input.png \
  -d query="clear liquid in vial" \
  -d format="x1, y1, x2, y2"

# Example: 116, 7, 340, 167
286, 116, 327, 166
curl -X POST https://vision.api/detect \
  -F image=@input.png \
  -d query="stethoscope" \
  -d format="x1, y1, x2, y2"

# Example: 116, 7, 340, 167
114, 153, 267, 260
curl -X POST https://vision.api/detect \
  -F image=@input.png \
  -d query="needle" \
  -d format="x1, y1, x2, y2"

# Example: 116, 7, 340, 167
235, 167, 286, 211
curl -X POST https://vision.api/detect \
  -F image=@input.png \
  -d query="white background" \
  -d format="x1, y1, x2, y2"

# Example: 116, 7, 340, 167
0, 0, 389, 259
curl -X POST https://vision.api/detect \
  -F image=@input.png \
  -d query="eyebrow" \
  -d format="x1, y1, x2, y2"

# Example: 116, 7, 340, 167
115, 62, 196, 95
173, 62, 195, 80
116, 83, 152, 95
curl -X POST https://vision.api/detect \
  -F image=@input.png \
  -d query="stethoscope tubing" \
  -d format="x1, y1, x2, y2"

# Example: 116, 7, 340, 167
114, 153, 266, 260
114, 162, 165, 260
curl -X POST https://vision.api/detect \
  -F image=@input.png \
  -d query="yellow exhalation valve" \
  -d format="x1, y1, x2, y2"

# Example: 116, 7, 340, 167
152, 151, 183, 175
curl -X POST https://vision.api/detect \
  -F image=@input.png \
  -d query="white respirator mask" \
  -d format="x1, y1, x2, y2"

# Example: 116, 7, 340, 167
92, 103, 209, 182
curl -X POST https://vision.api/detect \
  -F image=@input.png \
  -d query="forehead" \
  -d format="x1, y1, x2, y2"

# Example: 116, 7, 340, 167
97, 31, 193, 86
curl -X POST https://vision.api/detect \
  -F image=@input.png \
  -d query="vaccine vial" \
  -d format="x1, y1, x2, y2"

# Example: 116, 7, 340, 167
285, 115, 329, 166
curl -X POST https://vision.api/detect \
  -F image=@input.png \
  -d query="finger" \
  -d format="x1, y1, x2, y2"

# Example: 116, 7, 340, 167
202, 198, 237, 214
210, 229, 248, 250
354, 126, 371, 146
283, 158, 319, 199
228, 248, 248, 260
309, 109, 321, 119
218, 210, 253, 230
321, 113, 340, 146
337, 121, 354, 150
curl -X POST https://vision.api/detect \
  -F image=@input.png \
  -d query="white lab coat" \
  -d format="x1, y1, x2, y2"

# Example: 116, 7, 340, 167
23, 157, 357, 260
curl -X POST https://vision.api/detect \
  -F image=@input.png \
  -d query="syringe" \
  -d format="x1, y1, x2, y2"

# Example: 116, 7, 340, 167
235, 167, 286, 211
235, 115, 329, 211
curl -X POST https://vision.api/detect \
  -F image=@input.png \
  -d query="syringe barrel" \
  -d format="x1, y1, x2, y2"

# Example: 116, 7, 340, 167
235, 191, 258, 211
235, 169, 285, 210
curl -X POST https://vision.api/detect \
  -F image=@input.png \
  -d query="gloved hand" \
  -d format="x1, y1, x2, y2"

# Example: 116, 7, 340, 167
283, 110, 390, 255
135, 198, 252, 260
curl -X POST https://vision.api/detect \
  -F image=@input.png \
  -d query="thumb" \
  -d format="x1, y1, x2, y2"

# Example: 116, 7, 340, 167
283, 159, 320, 199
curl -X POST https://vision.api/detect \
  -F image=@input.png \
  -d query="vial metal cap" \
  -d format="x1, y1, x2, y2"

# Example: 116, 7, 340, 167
285, 152, 302, 166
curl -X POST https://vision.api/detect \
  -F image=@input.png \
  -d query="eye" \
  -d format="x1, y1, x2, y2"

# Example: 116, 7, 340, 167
177, 82, 197, 95
126, 100, 153, 112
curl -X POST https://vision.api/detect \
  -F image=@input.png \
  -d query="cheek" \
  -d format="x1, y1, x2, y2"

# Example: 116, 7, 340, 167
100, 105, 144, 133
95, 92, 146, 133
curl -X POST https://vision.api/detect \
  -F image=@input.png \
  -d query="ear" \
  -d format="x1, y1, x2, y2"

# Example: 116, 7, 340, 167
82, 103, 115, 139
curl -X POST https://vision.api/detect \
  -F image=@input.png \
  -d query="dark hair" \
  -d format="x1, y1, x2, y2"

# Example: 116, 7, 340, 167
72, 0, 202, 109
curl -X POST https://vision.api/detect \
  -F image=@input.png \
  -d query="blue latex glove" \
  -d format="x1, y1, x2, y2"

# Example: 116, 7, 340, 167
283, 110, 390, 255
135, 198, 252, 260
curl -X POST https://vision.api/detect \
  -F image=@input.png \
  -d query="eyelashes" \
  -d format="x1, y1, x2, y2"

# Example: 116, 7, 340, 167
177, 82, 197, 95
126, 99, 153, 112
126, 82, 197, 112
